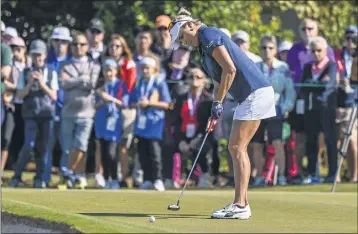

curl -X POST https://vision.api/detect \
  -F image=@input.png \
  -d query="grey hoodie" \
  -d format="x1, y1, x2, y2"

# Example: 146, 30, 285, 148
59, 58, 101, 118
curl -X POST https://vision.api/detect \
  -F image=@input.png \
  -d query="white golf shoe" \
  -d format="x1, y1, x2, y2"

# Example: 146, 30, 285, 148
211, 203, 251, 219
95, 173, 105, 188
154, 179, 166, 192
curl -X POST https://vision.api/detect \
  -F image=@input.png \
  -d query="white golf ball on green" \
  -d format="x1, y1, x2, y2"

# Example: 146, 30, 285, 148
149, 216, 155, 223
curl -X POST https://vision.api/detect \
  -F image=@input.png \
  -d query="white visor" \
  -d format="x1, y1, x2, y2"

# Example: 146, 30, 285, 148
140, 57, 157, 67
169, 17, 192, 50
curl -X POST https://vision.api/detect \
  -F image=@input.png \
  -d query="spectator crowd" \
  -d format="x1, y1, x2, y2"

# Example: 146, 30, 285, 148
1, 16, 357, 191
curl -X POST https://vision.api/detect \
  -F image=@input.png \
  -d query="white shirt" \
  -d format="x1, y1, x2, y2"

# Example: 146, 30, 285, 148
90, 42, 104, 60
245, 51, 262, 63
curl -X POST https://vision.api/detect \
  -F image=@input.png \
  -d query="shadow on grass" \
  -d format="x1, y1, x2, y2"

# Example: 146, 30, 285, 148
79, 212, 207, 219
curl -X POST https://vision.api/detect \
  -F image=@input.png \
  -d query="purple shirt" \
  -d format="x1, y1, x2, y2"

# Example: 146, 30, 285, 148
286, 41, 336, 93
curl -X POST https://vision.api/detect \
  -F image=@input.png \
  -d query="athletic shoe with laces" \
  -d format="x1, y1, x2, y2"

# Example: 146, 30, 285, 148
197, 172, 212, 188
211, 203, 251, 219
111, 180, 120, 190
278, 176, 287, 185
154, 179, 165, 191
95, 173, 105, 188
139, 180, 154, 190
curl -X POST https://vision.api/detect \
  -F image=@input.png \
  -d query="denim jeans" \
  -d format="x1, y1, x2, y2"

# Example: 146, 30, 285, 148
60, 117, 93, 174
13, 118, 52, 181
43, 120, 63, 184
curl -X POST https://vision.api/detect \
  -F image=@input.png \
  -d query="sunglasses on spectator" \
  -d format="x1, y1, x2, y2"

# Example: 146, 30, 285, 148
260, 46, 275, 51
189, 75, 204, 80
72, 42, 88, 47
53, 39, 69, 44
90, 29, 102, 34
302, 27, 314, 31
110, 44, 122, 49
311, 49, 323, 53
157, 26, 168, 31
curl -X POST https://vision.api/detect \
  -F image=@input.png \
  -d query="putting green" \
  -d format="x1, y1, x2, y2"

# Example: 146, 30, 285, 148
2, 187, 357, 233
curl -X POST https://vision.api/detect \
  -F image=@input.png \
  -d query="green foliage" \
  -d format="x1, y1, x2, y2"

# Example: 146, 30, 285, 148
163, 1, 295, 54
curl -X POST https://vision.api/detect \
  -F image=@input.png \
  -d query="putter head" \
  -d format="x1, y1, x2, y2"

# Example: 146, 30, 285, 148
167, 204, 180, 211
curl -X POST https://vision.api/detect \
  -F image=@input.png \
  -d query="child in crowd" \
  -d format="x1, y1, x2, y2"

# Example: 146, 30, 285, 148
129, 55, 172, 191
95, 59, 129, 189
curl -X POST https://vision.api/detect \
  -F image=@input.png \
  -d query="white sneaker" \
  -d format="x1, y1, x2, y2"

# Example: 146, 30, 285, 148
211, 203, 251, 219
164, 179, 174, 189
95, 173, 105, 188
154, 179, 166, 192
76, 176, 88, 189
197, 173, 212, 188
139, 180, 154, 190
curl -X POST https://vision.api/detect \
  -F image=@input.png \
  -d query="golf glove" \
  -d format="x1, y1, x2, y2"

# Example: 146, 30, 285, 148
211, 101, 223, 120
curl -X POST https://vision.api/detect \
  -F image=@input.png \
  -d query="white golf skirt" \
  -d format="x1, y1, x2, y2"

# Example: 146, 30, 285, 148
233, 86, 276, 120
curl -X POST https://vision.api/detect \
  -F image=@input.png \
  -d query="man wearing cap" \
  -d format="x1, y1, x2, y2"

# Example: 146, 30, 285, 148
334, 26, 358, 183
86, 18, 106, 63
43, 26, 73, 186
232, 30, 262, 63
9, 39, 58, 188
59, 33, 101, 189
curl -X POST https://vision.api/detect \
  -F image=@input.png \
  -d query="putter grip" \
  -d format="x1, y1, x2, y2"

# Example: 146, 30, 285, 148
207, 119, 216, 132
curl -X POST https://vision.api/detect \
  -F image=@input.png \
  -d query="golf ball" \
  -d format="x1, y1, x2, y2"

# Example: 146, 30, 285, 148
149, 216, 156, 223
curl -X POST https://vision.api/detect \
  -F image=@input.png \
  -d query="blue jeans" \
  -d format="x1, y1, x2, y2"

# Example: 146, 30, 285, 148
60, 118, 93, 174
43, 120, 63, 184
13, 119, 52, 181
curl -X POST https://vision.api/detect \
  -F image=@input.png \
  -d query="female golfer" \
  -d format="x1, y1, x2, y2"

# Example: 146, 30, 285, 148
169, 8, 276, 219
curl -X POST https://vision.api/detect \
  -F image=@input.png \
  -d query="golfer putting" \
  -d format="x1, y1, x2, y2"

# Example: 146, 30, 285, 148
168, 8, 276, 219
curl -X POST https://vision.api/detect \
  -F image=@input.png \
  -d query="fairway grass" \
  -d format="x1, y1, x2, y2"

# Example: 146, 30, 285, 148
2, 187, 357, 233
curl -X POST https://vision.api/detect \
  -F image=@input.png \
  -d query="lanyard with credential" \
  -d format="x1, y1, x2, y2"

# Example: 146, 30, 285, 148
187, 92, 200, 120
140, 76, 155, 99
105, 80, 118, 116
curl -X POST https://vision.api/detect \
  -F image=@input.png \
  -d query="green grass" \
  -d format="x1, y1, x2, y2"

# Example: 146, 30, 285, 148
2, 172, 357, 233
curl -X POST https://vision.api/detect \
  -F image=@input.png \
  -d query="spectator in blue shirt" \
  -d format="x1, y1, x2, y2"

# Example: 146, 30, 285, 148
9, 39, 58, 188
43, 26, 72, 186
129, 54, 172, 191
94, 59, 129, 189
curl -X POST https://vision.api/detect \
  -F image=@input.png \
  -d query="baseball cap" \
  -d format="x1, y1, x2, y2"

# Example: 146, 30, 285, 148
169, 16, 193, 50
50, 26, 72, 41
345, 25, 357, 35
29, 39, 47, 54
1, 21, 5, 32
89, 18, 105, 33
232, 30, 250, 42
4, 27, 18, 38
220, 28, 231, 38
155, 15, 171, 29
9, 37, 26, 47
278, 41, 293, 53
102, 58, 118, 68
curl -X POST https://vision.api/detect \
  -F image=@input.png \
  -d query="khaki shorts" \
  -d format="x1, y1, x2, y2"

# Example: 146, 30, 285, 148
121, 109, 136, 139
336, 107, 357, 140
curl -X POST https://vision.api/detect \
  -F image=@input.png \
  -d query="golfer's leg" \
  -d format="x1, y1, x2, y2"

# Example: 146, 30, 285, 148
229, 119, 261, 206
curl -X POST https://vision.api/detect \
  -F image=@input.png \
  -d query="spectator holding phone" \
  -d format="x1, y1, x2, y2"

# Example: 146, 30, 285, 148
95, 59, 129, 189
301, 36, 338, 184
129, 54, 172, 191
9, 39, 58, 188
335, 26, 358, 182
43, 26, 73, 186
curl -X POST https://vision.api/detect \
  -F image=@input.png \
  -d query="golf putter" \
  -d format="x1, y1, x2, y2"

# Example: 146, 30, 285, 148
168, 118, 217, 211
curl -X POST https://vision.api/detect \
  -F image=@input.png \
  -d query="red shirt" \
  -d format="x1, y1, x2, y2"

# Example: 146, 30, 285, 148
118, 58, 136, 94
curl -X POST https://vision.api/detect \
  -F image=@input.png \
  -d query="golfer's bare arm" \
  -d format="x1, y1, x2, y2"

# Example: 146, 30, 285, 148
212, 46, 236, 103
